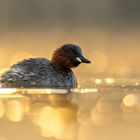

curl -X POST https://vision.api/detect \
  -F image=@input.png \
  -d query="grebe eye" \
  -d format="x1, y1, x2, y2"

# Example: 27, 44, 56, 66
73, 52, 78, 57
72, 50, 79, 55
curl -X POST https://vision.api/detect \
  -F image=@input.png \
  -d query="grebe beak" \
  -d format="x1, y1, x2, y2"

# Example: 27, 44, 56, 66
76, 55, 91, 63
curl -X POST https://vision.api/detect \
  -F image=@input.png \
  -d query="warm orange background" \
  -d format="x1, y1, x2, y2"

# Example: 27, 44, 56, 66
0, 0, 140, 80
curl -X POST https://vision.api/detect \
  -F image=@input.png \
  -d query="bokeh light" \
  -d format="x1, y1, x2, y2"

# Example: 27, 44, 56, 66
5, 99, 24, 122
105, 78, 114, 84
0, 88, 17, 94
123, 94, 138, 107
95, 78, 103, 84
91, 97, 121, 126
30, 103, 77, 139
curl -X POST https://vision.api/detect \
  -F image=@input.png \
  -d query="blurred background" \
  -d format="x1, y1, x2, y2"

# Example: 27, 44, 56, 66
0, 0, 140, 80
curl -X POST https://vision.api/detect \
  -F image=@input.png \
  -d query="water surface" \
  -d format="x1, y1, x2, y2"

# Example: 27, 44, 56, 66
0, 79, 140, 140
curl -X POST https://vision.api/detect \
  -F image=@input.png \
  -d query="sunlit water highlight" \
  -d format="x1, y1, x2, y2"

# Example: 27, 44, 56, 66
0, 79, 140, 140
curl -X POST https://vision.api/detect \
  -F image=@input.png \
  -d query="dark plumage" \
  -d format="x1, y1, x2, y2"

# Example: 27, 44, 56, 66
0, 44, 91, 88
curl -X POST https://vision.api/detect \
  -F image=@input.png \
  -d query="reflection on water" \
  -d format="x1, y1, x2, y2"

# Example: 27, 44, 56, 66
0, 82, 140, 140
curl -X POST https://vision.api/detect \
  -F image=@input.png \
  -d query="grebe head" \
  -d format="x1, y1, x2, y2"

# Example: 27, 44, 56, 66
51, 44, 91, 69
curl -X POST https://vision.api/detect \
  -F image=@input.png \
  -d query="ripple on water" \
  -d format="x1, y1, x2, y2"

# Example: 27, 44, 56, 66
0, 79, 140, 140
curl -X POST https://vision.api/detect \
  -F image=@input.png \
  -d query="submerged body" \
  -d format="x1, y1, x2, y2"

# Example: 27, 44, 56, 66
0, 44, 91, 88
0, 58, 77, 88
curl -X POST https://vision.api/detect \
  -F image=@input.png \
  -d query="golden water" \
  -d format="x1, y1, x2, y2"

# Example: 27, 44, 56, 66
0, 79, 140, 140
